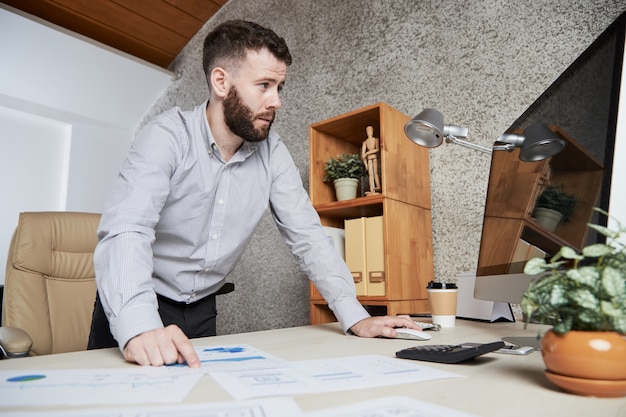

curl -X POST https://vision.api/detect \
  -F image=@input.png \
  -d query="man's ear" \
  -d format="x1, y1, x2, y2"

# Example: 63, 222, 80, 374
211, 67, 230, 98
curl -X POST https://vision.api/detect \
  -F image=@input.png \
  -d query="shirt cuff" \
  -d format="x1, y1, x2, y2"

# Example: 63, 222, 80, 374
110, 303, 164, 351
330, 296, 371, 334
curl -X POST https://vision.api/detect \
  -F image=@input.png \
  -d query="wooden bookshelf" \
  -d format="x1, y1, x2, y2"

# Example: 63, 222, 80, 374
308, 103, 435, 323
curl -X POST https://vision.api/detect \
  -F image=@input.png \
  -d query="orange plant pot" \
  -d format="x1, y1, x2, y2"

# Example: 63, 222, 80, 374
541, 330, 626, 397
541, 330, 626, 380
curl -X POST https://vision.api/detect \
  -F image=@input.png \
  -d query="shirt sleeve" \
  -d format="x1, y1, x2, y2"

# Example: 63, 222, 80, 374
94, 117, 184, 350
267, 139, 370, 333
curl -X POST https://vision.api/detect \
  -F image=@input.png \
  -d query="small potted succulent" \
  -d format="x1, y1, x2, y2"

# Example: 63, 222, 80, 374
522, 209, 626, 396
323, 153, 366, 201
533, 184, 579, 232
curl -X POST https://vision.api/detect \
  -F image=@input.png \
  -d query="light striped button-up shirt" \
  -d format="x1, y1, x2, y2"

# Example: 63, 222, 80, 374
94, 101, 369, 348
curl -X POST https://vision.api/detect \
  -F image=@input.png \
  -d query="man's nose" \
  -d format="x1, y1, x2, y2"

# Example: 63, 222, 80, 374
267, 89, 282, 110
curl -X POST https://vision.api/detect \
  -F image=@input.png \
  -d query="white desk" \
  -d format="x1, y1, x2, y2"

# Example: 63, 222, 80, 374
0, 320, 624, 416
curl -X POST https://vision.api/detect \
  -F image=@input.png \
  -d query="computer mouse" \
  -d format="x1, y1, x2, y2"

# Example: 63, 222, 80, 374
393, 328, 432, 341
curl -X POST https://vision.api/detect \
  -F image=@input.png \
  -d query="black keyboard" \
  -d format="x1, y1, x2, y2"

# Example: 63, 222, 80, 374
395, 341, 505, 364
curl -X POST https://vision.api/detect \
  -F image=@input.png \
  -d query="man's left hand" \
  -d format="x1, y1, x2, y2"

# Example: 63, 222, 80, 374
349, 315, 423, 338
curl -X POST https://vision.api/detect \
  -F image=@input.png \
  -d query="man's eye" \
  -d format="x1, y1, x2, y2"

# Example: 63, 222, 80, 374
260, 83, 269, 89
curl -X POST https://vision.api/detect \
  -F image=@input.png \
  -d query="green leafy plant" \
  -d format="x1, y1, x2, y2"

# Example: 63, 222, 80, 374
522, 209, 626, 334
323, 153, 366, 183
534, 184, 579, 221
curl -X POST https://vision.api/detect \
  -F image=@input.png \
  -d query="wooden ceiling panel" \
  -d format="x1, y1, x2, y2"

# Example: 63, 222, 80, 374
165, 0, 223, 23
113, 0, 207, 38
1, 0, 228, 69
52, 0, 188, 54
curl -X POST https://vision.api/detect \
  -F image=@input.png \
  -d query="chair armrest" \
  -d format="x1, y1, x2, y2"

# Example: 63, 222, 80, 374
0, 326, 33, 358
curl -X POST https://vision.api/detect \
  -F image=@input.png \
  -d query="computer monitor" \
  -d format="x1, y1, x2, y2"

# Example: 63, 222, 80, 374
472, 272, 543, 349
473, 13, 625, 350
473, 273, 536, 305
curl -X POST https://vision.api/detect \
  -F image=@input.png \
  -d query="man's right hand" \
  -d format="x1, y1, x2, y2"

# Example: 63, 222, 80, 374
123, 324, 201, 368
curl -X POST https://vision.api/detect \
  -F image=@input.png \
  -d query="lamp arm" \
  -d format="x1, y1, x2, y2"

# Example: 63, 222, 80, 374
446, 135, 493, 154
498, 133, 525, 147
492, 143, 516, 152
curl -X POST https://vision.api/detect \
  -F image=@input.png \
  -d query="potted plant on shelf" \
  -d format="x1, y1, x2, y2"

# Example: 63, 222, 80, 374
533, 184, 579, 232
323, 153, 366, 201
521, 209, 626, 397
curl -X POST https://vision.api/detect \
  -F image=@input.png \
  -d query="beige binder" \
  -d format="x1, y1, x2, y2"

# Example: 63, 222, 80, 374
345, 216, 385, 296
345, 217, 367, 296
365, 216, 385, 296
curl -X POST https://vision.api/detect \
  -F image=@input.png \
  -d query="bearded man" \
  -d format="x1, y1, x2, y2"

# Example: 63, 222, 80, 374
88, 20, 421, 367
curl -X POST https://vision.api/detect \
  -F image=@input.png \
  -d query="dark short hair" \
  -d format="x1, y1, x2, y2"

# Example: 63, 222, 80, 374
202, 20, 292, 87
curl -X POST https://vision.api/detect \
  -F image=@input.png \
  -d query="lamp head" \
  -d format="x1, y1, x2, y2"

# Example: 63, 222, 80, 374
499, 123, 566, 161
404, 108, 445, 147
404, 108, 469, 148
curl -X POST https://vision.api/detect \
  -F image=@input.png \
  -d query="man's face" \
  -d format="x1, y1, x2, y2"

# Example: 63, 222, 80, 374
223, 49, 287, 143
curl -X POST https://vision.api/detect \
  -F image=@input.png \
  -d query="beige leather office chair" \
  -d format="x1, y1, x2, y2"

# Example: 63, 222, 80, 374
0, 211, 100, 357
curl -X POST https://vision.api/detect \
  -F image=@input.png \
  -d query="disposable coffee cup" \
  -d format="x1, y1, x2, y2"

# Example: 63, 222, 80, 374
427, 281, 458, 327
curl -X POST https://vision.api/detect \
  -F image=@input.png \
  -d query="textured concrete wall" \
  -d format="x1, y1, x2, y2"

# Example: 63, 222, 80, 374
142, 0, 625, 334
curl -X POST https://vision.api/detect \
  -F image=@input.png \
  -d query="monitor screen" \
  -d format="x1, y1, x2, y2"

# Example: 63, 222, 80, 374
474, 13, 625, 306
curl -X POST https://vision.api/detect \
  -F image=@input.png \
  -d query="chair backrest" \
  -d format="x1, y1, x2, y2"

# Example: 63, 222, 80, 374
2, 211, 100, 356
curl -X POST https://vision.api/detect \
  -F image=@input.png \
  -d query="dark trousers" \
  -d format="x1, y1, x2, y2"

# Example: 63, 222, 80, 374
87, 292, 217, 350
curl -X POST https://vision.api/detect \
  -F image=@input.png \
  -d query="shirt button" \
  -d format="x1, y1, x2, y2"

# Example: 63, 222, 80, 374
218, 199, 224, 205
212, 234, 218, 240
204, 268, 210, 272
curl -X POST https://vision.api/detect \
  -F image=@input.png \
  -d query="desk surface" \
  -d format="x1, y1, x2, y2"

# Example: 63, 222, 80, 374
1, 320, 625, 416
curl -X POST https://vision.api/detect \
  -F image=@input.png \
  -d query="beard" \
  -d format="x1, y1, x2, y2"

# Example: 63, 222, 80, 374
223, 85, 275, 143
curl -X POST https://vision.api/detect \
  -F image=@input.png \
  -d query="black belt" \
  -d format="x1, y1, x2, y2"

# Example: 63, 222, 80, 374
156, 282, 234, 306
156, 293, 214, 306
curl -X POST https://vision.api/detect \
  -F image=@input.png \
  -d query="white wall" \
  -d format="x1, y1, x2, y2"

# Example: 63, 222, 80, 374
0, 6, 173, 284
609, 31, 626, 243
0, 108, 70, 212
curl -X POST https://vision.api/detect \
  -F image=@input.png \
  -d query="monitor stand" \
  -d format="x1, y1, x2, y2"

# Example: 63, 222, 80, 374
502, 336, 542, 350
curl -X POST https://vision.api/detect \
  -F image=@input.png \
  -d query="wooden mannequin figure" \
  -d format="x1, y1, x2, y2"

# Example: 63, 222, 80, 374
362, 125, 381, 195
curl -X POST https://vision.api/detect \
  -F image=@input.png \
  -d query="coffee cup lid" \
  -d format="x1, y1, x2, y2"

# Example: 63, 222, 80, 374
427, 281, 458, 289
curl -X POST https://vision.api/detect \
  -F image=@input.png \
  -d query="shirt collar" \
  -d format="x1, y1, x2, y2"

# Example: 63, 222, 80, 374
201, 100, 259, 161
